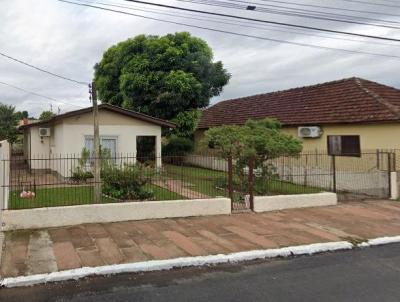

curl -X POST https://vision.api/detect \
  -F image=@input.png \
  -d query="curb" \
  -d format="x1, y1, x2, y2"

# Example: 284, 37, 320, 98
1, 235, 400, 288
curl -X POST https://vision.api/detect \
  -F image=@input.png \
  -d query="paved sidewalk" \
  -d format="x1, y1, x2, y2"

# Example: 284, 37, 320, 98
1, 200, 400, 278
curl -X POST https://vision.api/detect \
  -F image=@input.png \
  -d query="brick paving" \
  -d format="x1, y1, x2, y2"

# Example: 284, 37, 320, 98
1, 200, 400, 278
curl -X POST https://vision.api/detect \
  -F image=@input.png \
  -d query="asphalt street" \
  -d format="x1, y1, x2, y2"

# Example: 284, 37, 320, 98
1, 243, 400, 302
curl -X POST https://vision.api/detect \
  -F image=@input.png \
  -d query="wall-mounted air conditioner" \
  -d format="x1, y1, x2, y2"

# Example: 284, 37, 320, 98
39, 128, 51, 137
298, 126, 322, 138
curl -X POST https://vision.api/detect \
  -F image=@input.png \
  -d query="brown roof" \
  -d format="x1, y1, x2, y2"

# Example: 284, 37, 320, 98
19, 104, 176, 129
198, 77, 400, 129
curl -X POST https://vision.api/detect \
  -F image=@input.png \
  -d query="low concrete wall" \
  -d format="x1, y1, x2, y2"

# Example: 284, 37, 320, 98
253, 192, 337, 213
1, 198, 231, 231
391, 172, 399, 200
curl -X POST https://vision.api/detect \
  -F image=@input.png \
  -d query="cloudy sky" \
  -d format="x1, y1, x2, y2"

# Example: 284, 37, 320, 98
1, 0, 400, 117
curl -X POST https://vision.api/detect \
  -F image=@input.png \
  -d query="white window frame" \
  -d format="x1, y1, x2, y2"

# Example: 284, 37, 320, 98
84, 135, 119, 163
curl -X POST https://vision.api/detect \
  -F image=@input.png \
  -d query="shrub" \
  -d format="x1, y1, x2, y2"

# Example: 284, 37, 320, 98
163, 135, 194, 156
102, 164, 154, 200
71, 167, 93, 183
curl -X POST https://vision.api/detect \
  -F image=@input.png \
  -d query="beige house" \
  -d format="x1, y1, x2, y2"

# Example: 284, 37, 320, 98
19, 104, 175, 175
196, 77, 400, 153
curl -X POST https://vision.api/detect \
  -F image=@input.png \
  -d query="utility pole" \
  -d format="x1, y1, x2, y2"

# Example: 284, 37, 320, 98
90, 81, 102, 203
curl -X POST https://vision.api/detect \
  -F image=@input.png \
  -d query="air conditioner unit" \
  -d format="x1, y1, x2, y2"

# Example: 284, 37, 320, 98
298, 126, 322, 138
39, 128, 51, 137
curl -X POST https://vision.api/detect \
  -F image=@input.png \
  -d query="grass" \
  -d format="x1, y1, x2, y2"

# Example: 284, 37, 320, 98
9, 184, 185, 210
164, 164, 321, 198
9, 164, 321, 209
164, 164, 229, 198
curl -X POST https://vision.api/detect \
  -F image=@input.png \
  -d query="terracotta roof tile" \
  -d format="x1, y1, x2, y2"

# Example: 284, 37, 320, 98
198, 77, 400, 129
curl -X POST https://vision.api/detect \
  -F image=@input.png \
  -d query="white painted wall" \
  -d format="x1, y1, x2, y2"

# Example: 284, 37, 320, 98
26, 109, 164, 176
253, 192, 337, 212
1, 198, 231, 230
0, 140, 10, 211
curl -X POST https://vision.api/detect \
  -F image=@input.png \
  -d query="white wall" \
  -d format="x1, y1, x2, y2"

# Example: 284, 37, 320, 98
27, 109, 164, 176
0, 140, 10, 211
1, 198, 231, 230
253, 192, 337, 212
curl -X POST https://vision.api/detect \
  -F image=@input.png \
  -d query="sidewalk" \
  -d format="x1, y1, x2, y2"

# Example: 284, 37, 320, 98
1, 200, 400, 278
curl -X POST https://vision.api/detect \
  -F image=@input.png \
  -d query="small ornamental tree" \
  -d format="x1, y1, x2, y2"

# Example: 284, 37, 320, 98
203, 118, 302, 160
202, 118, 303, 194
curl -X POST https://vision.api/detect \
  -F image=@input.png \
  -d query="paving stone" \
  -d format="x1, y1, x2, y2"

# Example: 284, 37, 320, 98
286, 223, 341, 241
139, 243, 171, 259
95, 238, 124, 265
120, 246, 149, 263
68, 226, 94, 249
85, 224, 109, 239
103, 223, 136, 248
162, 231, 207, 256
197, 230, 239, 252
224, 226, 279, 248
53, 242, 81, 270
76, 247, 105, 267
26, 231, 58, 275
2, 200, 400, 278
48, 228, 71, 243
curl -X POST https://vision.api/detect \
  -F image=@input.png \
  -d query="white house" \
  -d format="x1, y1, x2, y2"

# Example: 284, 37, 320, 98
19, 104, 175, 176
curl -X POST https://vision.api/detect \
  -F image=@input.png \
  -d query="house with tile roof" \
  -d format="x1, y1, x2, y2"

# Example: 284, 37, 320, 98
195, 77, 400, 153
19, 104, 175, 176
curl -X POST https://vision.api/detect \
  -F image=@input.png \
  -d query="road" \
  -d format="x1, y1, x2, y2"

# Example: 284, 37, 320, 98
1, 243, 400, 302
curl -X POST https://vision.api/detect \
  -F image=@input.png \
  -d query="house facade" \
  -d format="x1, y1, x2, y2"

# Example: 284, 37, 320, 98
195, 77, 400, 153
19, 104, 175, 175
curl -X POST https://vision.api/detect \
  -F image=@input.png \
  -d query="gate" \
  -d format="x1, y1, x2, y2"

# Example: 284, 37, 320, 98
331, 151, 395, 199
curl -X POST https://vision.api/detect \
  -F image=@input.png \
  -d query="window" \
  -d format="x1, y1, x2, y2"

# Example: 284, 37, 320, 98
327, 135, 361, 157
84, 136, 117, 159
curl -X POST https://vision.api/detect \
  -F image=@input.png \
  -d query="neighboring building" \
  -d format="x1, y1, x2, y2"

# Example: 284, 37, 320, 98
196, 77, 400, 153
19, 104, 175, 175
18, 118, 37, 127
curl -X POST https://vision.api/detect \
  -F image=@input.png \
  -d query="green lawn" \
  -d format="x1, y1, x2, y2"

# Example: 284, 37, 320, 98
9, 164, 321, 209
164, 164, 229, 198
164, 164, 321, 198
9, 184, 185, 210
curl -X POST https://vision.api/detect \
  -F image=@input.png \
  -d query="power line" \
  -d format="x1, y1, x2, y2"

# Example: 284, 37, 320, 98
0, 80, 84, 108
338, 0, 400, 8
246, 0, 400, 18
116, 0, 400, 42
60, 0, 400, 59
86, 0, 400, 47
177, 0, 400, 28
224, 0, 400, 24
0, 52, 89, 86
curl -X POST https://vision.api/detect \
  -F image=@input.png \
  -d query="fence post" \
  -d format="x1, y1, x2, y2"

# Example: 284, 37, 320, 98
248, 157, 255, 211
388, 152, 392, 198
331, 155, 337, 193
228, 155, 234, 209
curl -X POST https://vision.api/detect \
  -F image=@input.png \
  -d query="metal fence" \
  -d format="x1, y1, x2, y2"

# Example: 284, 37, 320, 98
0, 150, 397, 210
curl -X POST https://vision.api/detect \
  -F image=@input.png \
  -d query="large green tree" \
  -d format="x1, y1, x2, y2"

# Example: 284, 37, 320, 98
0, 103, 18, 143
94, 32, 231, 119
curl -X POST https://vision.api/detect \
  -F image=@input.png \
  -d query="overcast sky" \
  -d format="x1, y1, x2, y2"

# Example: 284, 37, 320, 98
1, 0, 400, 117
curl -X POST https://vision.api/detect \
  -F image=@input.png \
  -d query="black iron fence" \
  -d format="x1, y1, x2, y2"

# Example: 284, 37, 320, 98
0, 150, 397, 210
